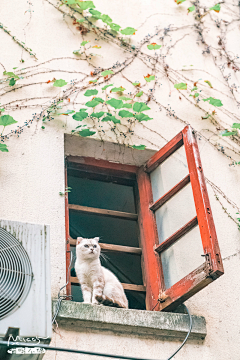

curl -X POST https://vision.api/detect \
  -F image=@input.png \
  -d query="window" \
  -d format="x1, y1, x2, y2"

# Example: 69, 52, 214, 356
65, 125, 224, 311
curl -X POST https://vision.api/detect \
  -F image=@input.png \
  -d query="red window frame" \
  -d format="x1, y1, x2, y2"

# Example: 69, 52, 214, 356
65, 125, 224, 311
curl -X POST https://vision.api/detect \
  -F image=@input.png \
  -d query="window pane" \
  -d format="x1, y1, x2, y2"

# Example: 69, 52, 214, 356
150, 146, 188, 202
68, 176, 136, 213
161, 226, 204, 289
155, 184, 196, 244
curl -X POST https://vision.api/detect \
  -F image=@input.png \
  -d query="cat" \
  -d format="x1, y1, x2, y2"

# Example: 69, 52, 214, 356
75, 237, 128, 309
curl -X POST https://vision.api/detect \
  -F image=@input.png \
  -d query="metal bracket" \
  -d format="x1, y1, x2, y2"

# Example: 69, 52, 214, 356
204, 253, 213, 275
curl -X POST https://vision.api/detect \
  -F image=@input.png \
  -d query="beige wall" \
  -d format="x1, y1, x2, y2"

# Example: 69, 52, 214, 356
0, 0, 240, 359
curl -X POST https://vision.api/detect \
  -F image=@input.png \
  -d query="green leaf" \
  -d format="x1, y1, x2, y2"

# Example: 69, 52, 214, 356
106, 98, 123, 109
102, 84, 113, 90
53, 79, 68, 87
41, 126, 45, 129
188, 5, 195, 12
79, 108, 87, 112
191, 86, 198, 91
131, 145, 146, 150
204, 80, 213, 88
0, 115, 18, 126
79, 128, 96, 137
221, 130, 237, 136
76, 18, 85, 23
60, 109, 75, 115
174, 82, 187, 90
81, 41, 89, 46
0, 143, 8, 152
72, 111, 88, 121
122, 103, 132, 108
9, 78, 16, 86
91, 111, 105, 118
144, 75, 155, 82
101, 14, 112, 24
194, 92, 199, 97
209, 4, 221, 12
201, 113, 210, 119
135, 113, 153, 122
102, 115, 120, 123
84, 89, 98, 96
118, 110, 134, 118
119, 96, 132, 100
89, 79, 98, 83
89, 9, 102, 19
3, 71, 19, 79
203, 97, 223, 107
110, 23, 121, 32
111, 86, 126, 92
176, 0, 186, 4
0, 108, 5, 113
78, 1, 95, 10
135, 91, 143, 97
93, 97, 104, 103
120, 27, 136, 35
133, 102, 150, 112
85, 99, 101, 107
101, 70, 114, 77
132, 82, 140, 86
232, 123, 240, 129
147, 43, 161, 50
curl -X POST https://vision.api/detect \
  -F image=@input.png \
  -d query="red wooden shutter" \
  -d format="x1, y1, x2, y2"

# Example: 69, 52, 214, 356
137, 125, 224, 311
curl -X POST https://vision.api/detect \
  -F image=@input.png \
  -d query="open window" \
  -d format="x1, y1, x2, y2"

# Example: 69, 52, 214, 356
65, 125, 224, 311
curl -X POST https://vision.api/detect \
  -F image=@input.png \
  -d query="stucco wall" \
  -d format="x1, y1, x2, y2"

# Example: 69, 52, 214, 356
0, 0, 240, 359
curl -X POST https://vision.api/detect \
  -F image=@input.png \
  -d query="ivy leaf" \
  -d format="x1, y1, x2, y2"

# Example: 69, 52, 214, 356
106, 98, 123, 109
102, 84, 113, 90
147, 43, 161, 50
118, 110, 134, 118
93, 97, 104, 103
119, 96, 132, 100
176, 0, 186, 4
9, 78, 16, 86
204, 80, 213, 88
201, 113, 210, 120
76, 18, 85, 23
209, 4, 221, 12
188, 5, 195, 13
79, 129, 96, 137
84, 89, 98, 96
144, 74, 155, 82
110, 23, 121, 32
72, 111, 88, 121
0, 115, 18, 126
101, 70, 114, 77
232, 123, 240, 129
131, 145, 146, 150
89, 79, 97, 84
3, 71, 19, 79
101, 14, 112, 24
194, 93, 199, 98
60, 110, 75, 115
89, 9, 102, 19
134, 113, 153, 122
91, 111, 105, 118
53, 79, 68, 87
85, 99, 101, 107
132, 82, 140, 86
102, 115, 120, 123
78, 1, 95, 10
203, 97, 223, 107
81, 41, 89, 46
0, 143, 8, 152
191, 86, 198, 91
111, 86, 126, 92
133, 102, 150, 112
221, 130, 237, 136
174, 82, 187, 90
122, 103, 132, 108
135, 91, 143, 97
120, 27, 136, 35
79, 108, 87, 112
0, 108, 5, 113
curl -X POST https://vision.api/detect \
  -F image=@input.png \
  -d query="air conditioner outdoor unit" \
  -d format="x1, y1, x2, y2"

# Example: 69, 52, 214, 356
0, 219, 51, 359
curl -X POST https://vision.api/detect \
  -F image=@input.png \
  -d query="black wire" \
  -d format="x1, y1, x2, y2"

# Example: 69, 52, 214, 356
0, 304, 192, 360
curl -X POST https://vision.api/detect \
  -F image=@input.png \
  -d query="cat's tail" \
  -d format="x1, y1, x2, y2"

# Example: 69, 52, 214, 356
96, 295, 128, 309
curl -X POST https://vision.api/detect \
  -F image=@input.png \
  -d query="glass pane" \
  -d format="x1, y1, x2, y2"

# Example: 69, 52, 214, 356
150, 146, 188, 202
155, 184, 196, 244
68, 176, 136, 213
161, 226, 204, 289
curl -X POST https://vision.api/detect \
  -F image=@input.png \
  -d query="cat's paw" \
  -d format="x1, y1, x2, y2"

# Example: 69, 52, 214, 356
92, 298, 100, 305
95, 295, 105, 304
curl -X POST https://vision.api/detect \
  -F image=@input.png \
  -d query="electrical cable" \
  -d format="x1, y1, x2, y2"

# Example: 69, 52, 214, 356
0, 302, 192, 360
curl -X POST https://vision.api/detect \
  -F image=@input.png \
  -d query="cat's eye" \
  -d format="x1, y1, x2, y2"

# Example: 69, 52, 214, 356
93, 245, 97, 248
84, 244, 89, 248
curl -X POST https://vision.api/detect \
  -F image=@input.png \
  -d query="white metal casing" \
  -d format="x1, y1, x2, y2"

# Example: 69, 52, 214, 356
0, 220, 51, 339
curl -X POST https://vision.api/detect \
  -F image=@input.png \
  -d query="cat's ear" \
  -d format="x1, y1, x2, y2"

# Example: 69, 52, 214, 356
94, 237, 100, 242
77, 237, 83, 245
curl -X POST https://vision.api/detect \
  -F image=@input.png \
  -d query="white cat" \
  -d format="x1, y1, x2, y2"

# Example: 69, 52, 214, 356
75, 237, 128, 309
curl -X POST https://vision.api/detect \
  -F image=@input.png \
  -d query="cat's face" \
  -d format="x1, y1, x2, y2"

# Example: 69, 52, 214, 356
76, 237, 100, 260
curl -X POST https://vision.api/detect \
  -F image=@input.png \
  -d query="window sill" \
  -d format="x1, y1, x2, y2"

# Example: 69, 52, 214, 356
52, 300, 206, 340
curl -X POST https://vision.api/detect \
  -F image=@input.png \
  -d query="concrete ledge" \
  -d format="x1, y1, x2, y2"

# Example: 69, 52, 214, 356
52, 300, 206, 340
